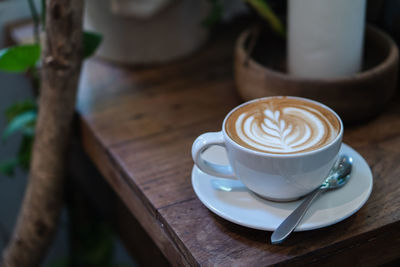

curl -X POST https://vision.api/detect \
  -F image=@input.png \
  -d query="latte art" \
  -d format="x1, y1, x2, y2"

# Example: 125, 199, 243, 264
225, 97, 341, 154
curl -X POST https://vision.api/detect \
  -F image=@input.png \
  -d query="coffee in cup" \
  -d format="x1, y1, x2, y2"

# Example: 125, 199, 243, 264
225, 97, 341, 154
192, 96, 343, 201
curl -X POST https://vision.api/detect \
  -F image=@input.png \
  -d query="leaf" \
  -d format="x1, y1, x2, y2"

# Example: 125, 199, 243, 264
0, 32, 101, 73
17, 135, 34, 170
0, 158, 18, 177
0, 44, 40, 72
202, 0, 223, 28
5, 100, 37, 123
245, 0, 285, 37
2, 110, 37, 141
83, 31, 102, 58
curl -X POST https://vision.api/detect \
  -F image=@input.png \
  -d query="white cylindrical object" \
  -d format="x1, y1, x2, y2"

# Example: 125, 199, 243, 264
288, 0, 366, 78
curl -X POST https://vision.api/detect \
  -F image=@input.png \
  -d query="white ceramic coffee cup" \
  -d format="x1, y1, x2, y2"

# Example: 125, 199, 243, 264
192, 97, 343, 201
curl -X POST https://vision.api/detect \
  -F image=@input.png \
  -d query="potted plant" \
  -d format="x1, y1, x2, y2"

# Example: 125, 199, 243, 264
234, 0, 399, 123
84, 0, 212, 64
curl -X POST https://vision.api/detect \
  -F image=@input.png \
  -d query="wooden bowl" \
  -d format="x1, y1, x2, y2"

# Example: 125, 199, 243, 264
234, 25, 399, 123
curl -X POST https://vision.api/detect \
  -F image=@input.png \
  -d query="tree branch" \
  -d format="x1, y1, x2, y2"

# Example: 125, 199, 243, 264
1, 0, 83, 266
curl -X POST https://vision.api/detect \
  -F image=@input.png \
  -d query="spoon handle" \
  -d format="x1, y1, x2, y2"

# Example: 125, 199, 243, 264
270, 187, 325, 244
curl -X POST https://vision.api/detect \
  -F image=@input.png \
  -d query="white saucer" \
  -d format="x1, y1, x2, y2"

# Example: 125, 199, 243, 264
192, 143, 373, 231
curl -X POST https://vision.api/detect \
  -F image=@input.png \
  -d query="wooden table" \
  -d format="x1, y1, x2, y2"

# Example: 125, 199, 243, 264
76, 25, 400, 266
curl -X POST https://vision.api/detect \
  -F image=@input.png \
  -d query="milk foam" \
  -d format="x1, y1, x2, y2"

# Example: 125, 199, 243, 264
226, 98, 340, 154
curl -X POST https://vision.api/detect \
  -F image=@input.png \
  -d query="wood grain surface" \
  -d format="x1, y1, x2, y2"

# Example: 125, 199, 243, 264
76, 23, 400, 266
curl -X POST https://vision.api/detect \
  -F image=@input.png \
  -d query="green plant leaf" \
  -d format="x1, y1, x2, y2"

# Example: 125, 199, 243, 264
245, 0, 286, 37
202, 0, 223, 28
2, 110, 37, 141
0, 32, 101, 73
17, 135, 34, 170
0, 44, 40, 72
0, 158, 18, 177
83, 31, 102, 58
5, 100, 37, 123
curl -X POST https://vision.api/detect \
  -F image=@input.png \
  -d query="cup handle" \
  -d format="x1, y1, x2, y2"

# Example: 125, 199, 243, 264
192, 132, 236, 179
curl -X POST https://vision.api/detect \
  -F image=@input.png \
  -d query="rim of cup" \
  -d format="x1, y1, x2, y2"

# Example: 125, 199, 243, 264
221, 96, 344, 158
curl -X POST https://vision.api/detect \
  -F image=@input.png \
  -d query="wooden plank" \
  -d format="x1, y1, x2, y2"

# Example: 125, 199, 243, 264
108, 118, 229, 209
159, 198, 400, 266
77, 29, 240, 147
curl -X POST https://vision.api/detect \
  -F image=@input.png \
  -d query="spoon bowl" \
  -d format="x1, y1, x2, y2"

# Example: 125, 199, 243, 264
321, 155, 353, 190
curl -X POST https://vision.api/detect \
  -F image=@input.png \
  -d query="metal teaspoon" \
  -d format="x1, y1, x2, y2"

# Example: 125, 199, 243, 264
270, 155, 353, 244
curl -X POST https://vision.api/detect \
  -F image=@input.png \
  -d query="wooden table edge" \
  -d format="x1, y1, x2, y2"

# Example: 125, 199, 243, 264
79, 118, 200, 266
